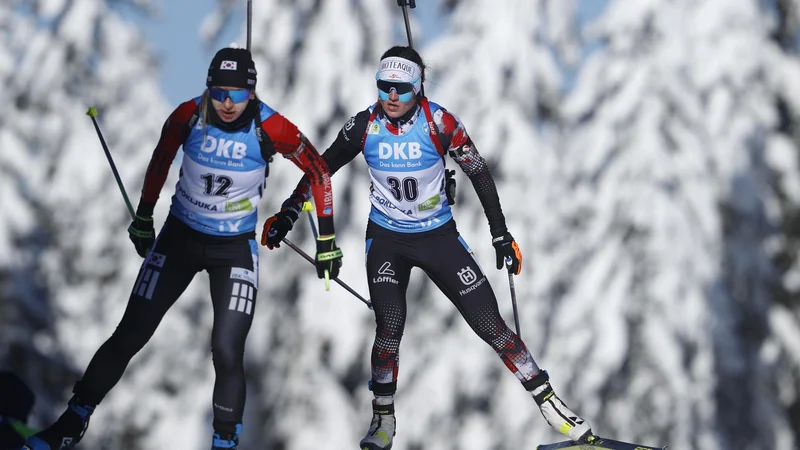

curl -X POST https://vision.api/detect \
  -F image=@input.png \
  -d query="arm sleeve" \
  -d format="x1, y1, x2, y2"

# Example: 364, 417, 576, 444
436, 109, 508, 237
280, 110, 369, 220
136, 100, 197, 217
262, 113, 336, 236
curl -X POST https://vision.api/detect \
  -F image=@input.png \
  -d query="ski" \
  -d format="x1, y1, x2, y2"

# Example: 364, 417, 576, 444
536, 436, 666, 450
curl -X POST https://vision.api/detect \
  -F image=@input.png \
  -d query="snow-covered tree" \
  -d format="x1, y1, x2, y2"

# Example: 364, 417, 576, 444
762, 0, 800, 445
554, 0, 800, 448
8, 0, 799, 448
0, 1, 220, 449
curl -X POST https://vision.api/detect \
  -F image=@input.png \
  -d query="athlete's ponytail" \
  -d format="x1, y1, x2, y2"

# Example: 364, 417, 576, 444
200, 89, 210, 143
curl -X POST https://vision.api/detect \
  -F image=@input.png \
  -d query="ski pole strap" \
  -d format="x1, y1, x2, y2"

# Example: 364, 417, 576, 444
372, 401, 395, 416
316, 249, 342, 261
316, 236, 342, 261
128, 216, 155, 238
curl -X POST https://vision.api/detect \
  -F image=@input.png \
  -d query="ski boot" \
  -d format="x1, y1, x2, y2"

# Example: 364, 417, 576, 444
22, 397, 94, 450
525, 370, 594, 443
211, 423, 241, 450
359, 400, 395, 450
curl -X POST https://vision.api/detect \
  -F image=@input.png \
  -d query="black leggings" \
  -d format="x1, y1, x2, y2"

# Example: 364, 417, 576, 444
365, 220, 540, 390
73, 214, 259, 428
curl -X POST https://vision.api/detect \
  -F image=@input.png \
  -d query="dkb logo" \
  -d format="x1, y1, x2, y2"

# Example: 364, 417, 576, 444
378, 142, 422, 160
202, 135, 247, 159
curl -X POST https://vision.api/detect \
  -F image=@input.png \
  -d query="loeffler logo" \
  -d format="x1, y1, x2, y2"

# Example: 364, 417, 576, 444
373, 262, 399, 285
378, 262, 395, 275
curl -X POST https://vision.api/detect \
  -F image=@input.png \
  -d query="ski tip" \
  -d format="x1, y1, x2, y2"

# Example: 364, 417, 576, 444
86, 106, 98, 118
536, 437, 665, 450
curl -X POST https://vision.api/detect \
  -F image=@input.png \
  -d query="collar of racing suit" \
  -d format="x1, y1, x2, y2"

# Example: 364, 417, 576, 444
206, 96, 260, 132
379, 101, 421, 135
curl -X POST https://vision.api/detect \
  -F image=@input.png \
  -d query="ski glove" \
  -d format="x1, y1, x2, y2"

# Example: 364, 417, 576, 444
492, 232, 522, 275
261, 209, 298, 249
128, 215, 155, 258
315, 235, 343, 280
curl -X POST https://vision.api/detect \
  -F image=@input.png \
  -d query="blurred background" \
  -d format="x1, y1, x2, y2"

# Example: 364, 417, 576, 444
2, 0, 800, 449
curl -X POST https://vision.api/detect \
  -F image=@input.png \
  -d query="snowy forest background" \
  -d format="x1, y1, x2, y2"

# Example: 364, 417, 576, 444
2, 0, 800, 449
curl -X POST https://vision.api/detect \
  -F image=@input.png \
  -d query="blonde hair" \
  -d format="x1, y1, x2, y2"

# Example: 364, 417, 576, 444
199, 88, 210, 143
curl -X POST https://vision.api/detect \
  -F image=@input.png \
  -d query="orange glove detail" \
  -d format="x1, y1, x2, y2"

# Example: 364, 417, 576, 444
492, 232, 522, 275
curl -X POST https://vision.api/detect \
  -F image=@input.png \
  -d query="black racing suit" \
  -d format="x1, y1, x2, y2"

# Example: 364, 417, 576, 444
73, 215, 259, 428
282, 100, 540, 397
71, 96, 334, 434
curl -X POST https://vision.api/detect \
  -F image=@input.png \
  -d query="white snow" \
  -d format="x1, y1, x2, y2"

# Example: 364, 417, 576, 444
3, 0, 800, 449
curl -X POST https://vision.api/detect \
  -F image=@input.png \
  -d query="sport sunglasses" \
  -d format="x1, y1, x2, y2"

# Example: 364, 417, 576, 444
209, 87, 251, 104
376, 78, 418, 102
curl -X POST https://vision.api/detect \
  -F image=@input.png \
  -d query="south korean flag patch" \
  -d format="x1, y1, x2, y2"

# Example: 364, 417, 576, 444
221, 60, 238, 70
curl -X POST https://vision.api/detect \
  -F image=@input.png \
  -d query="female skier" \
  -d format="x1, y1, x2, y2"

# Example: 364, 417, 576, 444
23, 47, 343, 450
263, 45, 594, 449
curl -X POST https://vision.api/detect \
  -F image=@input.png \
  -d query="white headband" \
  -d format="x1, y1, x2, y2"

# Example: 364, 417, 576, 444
376, 56, 423, 94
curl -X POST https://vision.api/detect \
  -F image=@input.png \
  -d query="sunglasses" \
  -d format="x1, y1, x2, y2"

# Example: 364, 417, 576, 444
377, 79, 417, 102
209, 87, 251, 104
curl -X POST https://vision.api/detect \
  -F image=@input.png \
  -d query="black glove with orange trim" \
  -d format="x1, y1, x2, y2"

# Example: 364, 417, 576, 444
492, 232, 522, 275
261, 209, 298, 249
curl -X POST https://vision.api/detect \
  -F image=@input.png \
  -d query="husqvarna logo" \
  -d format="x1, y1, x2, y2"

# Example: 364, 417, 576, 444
378, 142, 421, 160
457, 266, 477, 285
202, 135, 247, 159
457, 266, 486, 297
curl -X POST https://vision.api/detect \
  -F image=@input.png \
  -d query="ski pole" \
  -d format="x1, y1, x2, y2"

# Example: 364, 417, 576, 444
302, 201, 319, 238
281, 237, 372, 309
396, 0, 416, 48
506, 258, 522, 338
86, 107, 135, 221
301, 201, 335, 290
299, 202, 369, 306
246, 0, 252, 51
395, 0, 424, 98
